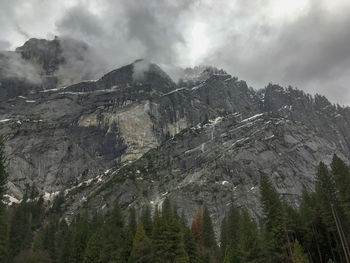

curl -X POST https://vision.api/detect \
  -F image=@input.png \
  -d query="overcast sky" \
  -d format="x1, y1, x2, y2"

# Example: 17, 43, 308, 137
1, 0, 350, 105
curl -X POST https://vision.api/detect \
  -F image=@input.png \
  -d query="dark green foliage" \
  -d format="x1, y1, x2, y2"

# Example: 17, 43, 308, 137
100, 202, 125, 262
220, 205, 240, 257
2, 154, 350, 263
202, 207, 216, 249
129, 222, 153, 263
293, 240, 309, 263
141, 205, 153, 237
221, 207, 263, 263
0, 137, 7, 203
183, 227, 199, 263
0, 137, 8, 263
83, 230, 104, 263
259, 174, 291, 262
236, 208, 263, 262
51, 192, 65, 214
129, 207, 137, 235
70, 214, 90, 263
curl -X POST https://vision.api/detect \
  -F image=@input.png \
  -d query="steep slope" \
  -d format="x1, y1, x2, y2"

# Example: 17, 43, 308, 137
0, 59, 257, 200
2, 40, 350, 234
75, 110, 346, 233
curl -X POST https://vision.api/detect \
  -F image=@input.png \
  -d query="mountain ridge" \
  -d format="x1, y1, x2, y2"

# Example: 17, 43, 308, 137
1, 39, 350, 235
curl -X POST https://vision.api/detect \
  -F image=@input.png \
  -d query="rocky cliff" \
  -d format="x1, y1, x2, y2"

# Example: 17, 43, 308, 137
1, 39, 350, 234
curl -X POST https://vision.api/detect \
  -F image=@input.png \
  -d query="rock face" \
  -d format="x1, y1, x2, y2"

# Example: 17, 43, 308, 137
2, 39, 350, 234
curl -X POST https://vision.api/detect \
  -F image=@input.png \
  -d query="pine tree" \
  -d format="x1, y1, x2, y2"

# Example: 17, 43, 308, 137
331, 155, 350, 224
100, 201, 125, 262
221, 205, 240, 257
129, 207, 137, 235
70, 214, 90, 263
168, 216, 189, 263
316, 162, 350, 262
183, 227, 199, 263
223, 245, 239, 263
56, 220, 72, 263
0, 137, 8, 263
162, 197, 172, 223
202, 207, 216, 249
202, 206, 219, 262
293, 240, 309, 263
129, 222, 153, 263
315, 163, 338, 228
259, 174, 290, 262
83, 230, 104, 263
237, 208, 263, 263
191, 208, 203, 246
141, 205, 153, 237
152, 212, 171, 262
8, 202, 33, 259
299, 187, 332, 263
220, 218, 228, 257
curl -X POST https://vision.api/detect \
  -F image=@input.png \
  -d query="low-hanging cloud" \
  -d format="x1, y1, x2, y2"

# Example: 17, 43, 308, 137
0, 51, 41, 84
56, 37, 108, 84
1, 0, 350, 104
132, 59, 151, 82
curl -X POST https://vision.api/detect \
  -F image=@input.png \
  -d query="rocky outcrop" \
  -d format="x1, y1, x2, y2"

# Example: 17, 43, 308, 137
2, 39, 350, 236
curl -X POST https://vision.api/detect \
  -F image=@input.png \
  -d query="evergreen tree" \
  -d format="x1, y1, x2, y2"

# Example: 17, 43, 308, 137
315, 162, 349, 262
299, 188, 332, 263
56, 220, 72, 263
220, 205, 240, 257
0, 137, 8, 263
152, 212, 171, 262
183, 227, 199, 263
220, 218, 228, 258
129, 207, 137, 235
168, 216, 189, 263
202, 207, 216, 249
259, 174, 291, 262
129, 222, 153, 263
237, 208, 263, 263
121, 229, 134, 263
8, 202, 33, 259
191, 209, 203, 246
141, 205, 153, 237
293, 240, 309, 263
100, 201, 125, 262
292, 240, 309, 263
83, 230, 104, 263
331, 154, 350, 225
202, 206, 219, 262
223, 245, 239, 263
162, 197, 172, 222
70, 214, 90, 263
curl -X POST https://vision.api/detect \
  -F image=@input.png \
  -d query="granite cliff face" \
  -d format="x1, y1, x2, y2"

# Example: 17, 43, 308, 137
1, 39, 350, 233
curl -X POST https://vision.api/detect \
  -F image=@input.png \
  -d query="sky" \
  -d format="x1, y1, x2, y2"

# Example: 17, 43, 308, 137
0, 0, 350, 105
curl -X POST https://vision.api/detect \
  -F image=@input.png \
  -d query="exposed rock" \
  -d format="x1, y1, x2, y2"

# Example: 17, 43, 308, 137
2, 39, 350, 237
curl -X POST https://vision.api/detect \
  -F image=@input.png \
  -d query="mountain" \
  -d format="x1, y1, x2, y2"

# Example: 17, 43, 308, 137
1, 38, 350, 233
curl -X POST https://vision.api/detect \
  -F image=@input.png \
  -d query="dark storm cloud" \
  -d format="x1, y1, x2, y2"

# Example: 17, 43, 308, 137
203, 1, 350, 104
55, 0, 196, 71
1, 0, 350, 104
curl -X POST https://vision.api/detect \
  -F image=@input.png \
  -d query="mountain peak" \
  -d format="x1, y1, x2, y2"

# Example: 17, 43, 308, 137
179, 65, 231, 85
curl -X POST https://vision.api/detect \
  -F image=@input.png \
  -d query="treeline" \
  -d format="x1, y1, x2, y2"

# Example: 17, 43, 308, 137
220, 154, 350, 263
1, 135, 350, 262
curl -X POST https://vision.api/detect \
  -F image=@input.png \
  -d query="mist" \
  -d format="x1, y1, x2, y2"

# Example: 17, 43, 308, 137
1, 0, 350, 104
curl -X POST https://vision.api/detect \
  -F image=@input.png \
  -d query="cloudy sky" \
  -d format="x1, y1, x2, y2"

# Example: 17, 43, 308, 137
1, 0, 350, 105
